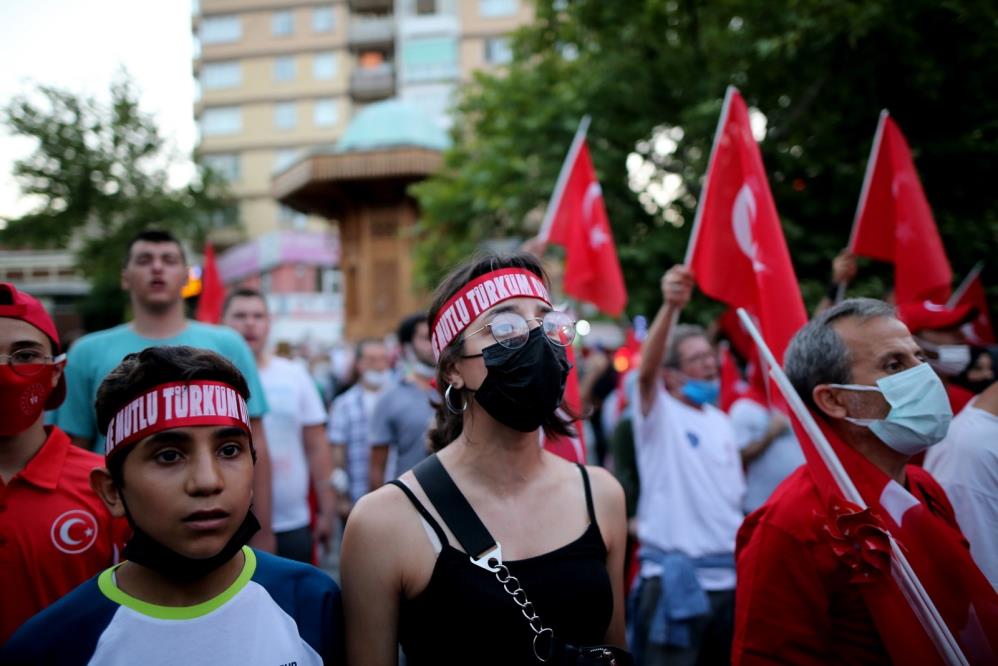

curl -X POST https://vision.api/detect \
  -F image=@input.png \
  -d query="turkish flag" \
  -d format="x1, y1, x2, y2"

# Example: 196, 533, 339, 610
195, 242, 225, 324
956, 275, 996, 345
850, 112, 953, 305
787, 414, 998, 664
688, 87, 807, 366
544, 139, 627, 317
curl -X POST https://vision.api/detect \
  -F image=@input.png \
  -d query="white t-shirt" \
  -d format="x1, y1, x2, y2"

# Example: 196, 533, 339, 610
259, 356, 328, 532
729, 397, 805, 514
633, 386, 745, 590
924, 399, 998, 590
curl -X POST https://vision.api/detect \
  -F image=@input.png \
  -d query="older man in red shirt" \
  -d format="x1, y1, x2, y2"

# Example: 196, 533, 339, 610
733, 298, 998, 665
0, 283, 128, 643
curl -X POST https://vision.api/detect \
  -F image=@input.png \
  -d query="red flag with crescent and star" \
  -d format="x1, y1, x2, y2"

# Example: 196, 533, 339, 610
687, 87, 807, 367
543, 139, 628, 318
849, 112, 953, 305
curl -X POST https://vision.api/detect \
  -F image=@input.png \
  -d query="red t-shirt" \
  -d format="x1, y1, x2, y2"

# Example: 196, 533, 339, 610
732, 464, 963, 665
0, 427, 130, 643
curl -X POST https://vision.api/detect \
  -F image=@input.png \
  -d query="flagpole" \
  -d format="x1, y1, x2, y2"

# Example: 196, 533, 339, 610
838, 109, 890, 302
538, 115, 592, 242
735, 308, 968, 666
684, 86, 736, 266
946, 261, 984, 308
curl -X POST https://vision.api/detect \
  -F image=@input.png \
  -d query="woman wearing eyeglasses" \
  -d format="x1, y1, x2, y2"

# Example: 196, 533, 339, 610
340, 253, 629, 665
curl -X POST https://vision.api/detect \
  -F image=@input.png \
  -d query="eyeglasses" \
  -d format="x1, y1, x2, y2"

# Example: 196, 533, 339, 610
1, 350, 65, 377
464, 310, 576, 352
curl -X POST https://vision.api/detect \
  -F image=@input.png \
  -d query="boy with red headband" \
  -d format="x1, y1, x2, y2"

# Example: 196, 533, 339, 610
0, 282, 128, 644
1, 346, 343, 664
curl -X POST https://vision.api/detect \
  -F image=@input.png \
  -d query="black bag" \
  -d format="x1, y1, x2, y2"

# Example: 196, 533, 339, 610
411, 456, 634, 666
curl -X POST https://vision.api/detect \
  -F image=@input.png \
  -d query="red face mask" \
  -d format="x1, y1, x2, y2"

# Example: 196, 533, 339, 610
0, 364, 56, 436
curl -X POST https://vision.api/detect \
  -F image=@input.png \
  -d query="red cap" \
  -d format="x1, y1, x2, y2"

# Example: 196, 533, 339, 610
0, 282, 66, 409
896, 300, 977, 334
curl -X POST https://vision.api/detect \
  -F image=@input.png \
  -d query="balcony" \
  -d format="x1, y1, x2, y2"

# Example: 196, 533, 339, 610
350, 63, 395, 101
348, 0, 392, 10
348, 15, 395, 50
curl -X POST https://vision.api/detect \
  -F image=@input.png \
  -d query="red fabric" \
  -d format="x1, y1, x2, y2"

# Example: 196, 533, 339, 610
957, 275, 996, 344
946, 382, 976, 415
896, 301, 975, 334
850, 115, 953, 304
543, 345, 586, 464
545, 140, 627, 317
717, 307, 756, 362
733, 465, 965, 665
736, 414, 998, 664
719, 345, 750, 412
689, 88, 807, 370
195, 242, 225, 324
0, 427, 130, 643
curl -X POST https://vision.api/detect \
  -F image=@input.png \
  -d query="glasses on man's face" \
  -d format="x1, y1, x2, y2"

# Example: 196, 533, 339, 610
465, 310, 576, 351
0, 349, 64, 377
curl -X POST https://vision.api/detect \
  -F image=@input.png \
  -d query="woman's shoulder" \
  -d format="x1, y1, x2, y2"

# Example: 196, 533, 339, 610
346, 480, 424, 543
582, 465, 625, 508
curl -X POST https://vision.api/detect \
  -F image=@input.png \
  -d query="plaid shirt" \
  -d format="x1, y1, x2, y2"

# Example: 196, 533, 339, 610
327, 384, 380, 502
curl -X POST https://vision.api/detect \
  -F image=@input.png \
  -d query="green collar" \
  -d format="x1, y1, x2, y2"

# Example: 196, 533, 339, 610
97, 546, 256, 620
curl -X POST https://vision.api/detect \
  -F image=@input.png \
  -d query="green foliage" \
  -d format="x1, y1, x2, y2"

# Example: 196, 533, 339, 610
1, 74, 233, 327
413, 0, 998, 323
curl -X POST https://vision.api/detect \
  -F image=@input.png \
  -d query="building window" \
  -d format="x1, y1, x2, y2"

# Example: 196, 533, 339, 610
200, 106, 242, 136
274, 148, 299, 171
313, 99, 338, 127
271, 10, 294, 36
279, 204, 308, 230
202, 153, 241, 181
401, 37, 458, 82
480, 0, 518, 17
274, 55, 296, 82
416, 0, 437, 15
313, 52, 337, 80
201, 61, 242, 89
484, 37, 512, 64
312, 6, 335, 32
201, 15, 241, 44
274, 102, 297, 130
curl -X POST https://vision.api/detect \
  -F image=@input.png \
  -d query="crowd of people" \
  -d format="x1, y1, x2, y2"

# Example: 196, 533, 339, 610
0, 228, 995, 665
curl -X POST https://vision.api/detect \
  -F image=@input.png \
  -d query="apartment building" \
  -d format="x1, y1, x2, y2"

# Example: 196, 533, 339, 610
193, 0, 532, 243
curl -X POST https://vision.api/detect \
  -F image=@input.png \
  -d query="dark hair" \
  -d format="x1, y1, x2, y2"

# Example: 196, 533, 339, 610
784, 298, 896, 410
397, 312, 428, 347
95, 345, 252, 486
354, 337, 386, 362
426, 252, 578, 451
222, 287, 267, 318
124, 229, 187, 266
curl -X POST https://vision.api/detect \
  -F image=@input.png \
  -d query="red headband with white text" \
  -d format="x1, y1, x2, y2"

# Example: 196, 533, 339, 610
430, 268, 551, 361
105, 381, 252, 460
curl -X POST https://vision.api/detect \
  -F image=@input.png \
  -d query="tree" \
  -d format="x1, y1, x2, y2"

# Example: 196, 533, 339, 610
1, 74, 233, 329
412, 0, 998, 322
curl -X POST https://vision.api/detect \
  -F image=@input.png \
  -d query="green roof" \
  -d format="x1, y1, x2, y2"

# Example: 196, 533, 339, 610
337, 100, 450, 153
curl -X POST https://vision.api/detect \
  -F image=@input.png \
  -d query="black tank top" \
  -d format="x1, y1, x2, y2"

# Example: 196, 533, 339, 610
391, 464, 613, 665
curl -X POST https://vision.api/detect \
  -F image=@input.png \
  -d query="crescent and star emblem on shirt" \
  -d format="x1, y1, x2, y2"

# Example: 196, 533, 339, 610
50, 509, 99, 555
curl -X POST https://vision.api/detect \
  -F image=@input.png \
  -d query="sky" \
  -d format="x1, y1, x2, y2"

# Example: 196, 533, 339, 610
0, 0, 197, 221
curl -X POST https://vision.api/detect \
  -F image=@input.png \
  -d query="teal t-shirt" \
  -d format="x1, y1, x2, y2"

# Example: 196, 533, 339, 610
54, 321, 269, 452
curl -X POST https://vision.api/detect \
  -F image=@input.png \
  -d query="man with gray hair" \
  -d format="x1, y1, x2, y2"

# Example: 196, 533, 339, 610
732, 298, 976, 663
630, 264, 745, 666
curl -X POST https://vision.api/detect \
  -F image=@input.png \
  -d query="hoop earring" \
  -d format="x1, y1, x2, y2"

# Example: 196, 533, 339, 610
445, 384, 468, 414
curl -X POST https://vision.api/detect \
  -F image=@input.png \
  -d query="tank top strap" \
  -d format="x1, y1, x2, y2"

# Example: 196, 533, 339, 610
575, 463, 597, 525
388, 479, 449, 547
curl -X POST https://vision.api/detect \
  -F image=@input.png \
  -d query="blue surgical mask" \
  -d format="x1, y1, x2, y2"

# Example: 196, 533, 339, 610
681, 378, 720, 406
828, 363, 953, 455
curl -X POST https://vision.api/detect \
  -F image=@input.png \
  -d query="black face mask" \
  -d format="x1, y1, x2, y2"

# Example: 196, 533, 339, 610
472, 326, 571, 432
122, 508, 260, 583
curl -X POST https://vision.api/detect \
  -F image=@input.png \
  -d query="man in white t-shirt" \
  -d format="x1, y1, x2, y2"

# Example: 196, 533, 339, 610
924, 360, 998, 590
729, 395, 803, 513
631, 264, 746, 666
223, 289, 333, 563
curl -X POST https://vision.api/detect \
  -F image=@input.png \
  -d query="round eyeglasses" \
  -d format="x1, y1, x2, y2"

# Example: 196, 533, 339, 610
1, 350, 65, 377
463, 310, 576, 353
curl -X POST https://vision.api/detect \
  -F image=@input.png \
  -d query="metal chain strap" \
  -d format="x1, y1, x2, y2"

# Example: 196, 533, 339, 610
486, 556, 555, 663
